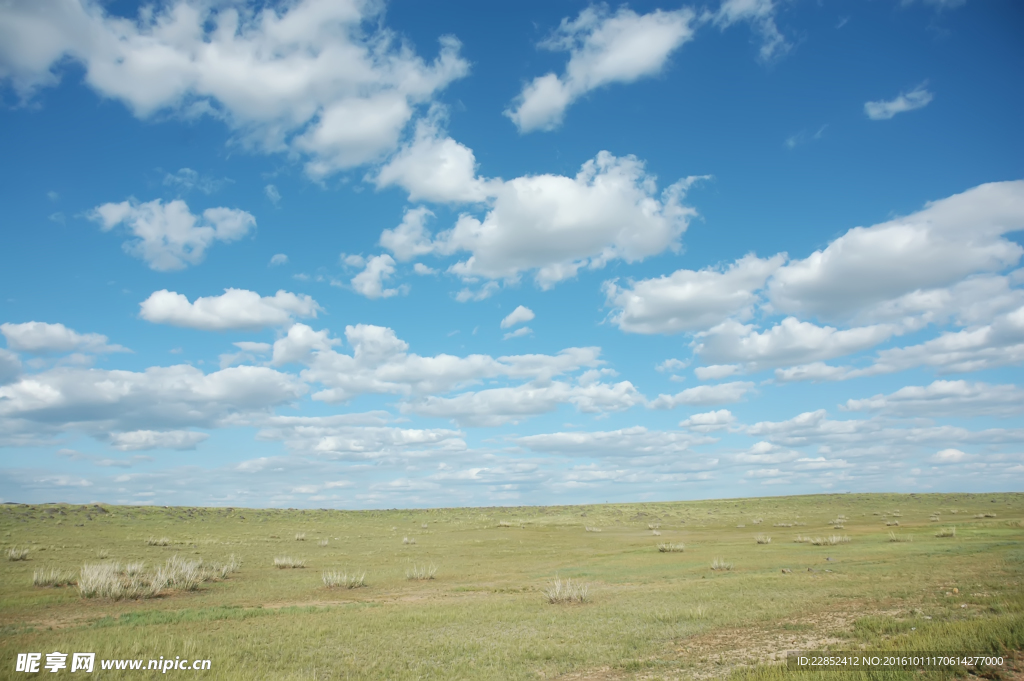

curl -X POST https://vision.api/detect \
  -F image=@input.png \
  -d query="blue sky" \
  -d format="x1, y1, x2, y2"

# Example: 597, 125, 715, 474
1, 0, 1022, 508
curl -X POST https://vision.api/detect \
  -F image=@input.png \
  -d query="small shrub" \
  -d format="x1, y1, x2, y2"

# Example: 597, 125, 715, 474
406, 563, 436, 580
710, 558, 733, 571
657, 542, 685, 553
888, 532, 912, 543
886, 520, 900, 526
7, 547, 29, 561
274, 556, 306, 569
755, 534, 772, 544
33, 567, 76, 587
146, 537, 170, 546
497, 521, 513, 527
294, 533, 306, 541
322, 570, 366, 589
403, 537, 416, 545
936, 527, 956, 538
544, 577, 589, 604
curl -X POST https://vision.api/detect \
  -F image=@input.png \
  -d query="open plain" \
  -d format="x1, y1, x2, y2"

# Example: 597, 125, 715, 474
2, 492, 1022, 680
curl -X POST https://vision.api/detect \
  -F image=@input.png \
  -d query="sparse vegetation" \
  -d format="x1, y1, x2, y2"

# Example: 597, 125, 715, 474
810, 535, 849, 545
6, 547, 29, 561
657, 542, 685, 552
322, 570, 366, 589
403, 536, 416, 545
405, 563, 436, 580
888, 532, 912, 543
294, 533, 306, 541
32, 567, 76, 587
145, 536, 170, 546
755, 534, 771, 544
710, 557, 733, 571
318, 539, 328, 547
273, 556, 306, 569
544, 576, 589, 604
936, 526, 956, 538
584, 526, 602, 532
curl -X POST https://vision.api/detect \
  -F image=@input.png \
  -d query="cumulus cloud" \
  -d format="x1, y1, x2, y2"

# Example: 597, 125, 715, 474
930, 448, 972, 463
0, 348, 22, 385
605, 253, 784, 334
768, 182, 1024, 322
864, 83, 934, 120
516, 426, 711, 457
351, 254, 407, 299
139, 289, 321, 331
373, 117, 500, 203
269, 253, 288, 266
109, 429, 209, 451
709, 0, 790, 62
1, 321, 128, 354
649, 381, 755, 408
731, 440, 799, 464
843, 380, 1024, 418
503, 327, 533, 341
506, 6, 694, 133
680, 409, 736, 433
390, 152, 698, 289
0, 364, 306, 443
0, 0, 469, 177
501, 306, 536, 329
89, 198, 255, 271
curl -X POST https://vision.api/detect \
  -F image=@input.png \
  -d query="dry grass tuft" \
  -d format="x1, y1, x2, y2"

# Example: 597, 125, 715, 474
584, 526, 602, 533
403, 536, 416, 545
145, 537, 170, 546
794, 535, 811, 543
33, 567, 76, 587
885, 520, 900, 526
322, 570, 366, 589
651, 529, 662, 536
406, 563, 436, 580
294, 533, 306, 541
810, 535, 849, 546
647, 523, 661, 530
318, 539, 328, 547
710, 557, 733, 571
497, 520, 513, 527
936, 527, 956, 538
657, 542, 685, 553
273, 556, 306, 569
544, 576, 589, 604
7, 547, 29, 561
78, 562, 163, 600
888, 532, 912, 543
755, 534, 772, 544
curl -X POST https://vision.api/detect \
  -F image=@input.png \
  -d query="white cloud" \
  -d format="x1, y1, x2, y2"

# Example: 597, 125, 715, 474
1, 321, 128, 354
649, 381, 755, 408
350, 254, 407, 299
0, 0, 469, 177
656, 358, 688, 373
605, 253, 784, 334
506, 6, 695, 132
774, 362, 851, 383
930, 448, 972, 464
139, 289, 321, 331
269, 253, 288, 266
413, 263, 437, 275
732, 440, 799, 464
109, 429, 209, 451
0, 348, 21, 385
709, 0, 790, 62
405, 378, 643, 427
680, 409, 735, 433
501, 305, 536, 329
516, 426, 710, 457
163, 168, 229, 195
0, 364, 306, 441
865, 83, 934, 120
437, 153, 699, 288
379, 207, 437, 262
279, 322, 604, 405
843, 380, 1024, 418
694, 364, 743, 380
503, 327, 533, 341
89, 198, 255, 271
219, 341, 273, 369
767, 181, 1024, 322
373, 116, 499, 203
264, 184, 281, 205
695, 318, 898, 370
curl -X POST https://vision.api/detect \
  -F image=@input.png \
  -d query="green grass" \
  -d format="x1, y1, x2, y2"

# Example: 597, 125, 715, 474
1, 492, 1022, 679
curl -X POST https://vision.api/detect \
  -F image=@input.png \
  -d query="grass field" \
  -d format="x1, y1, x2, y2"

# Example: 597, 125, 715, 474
2, 492, 1022, 679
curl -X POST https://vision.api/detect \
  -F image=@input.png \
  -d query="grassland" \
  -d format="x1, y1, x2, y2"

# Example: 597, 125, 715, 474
1, 492, 1022, 679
